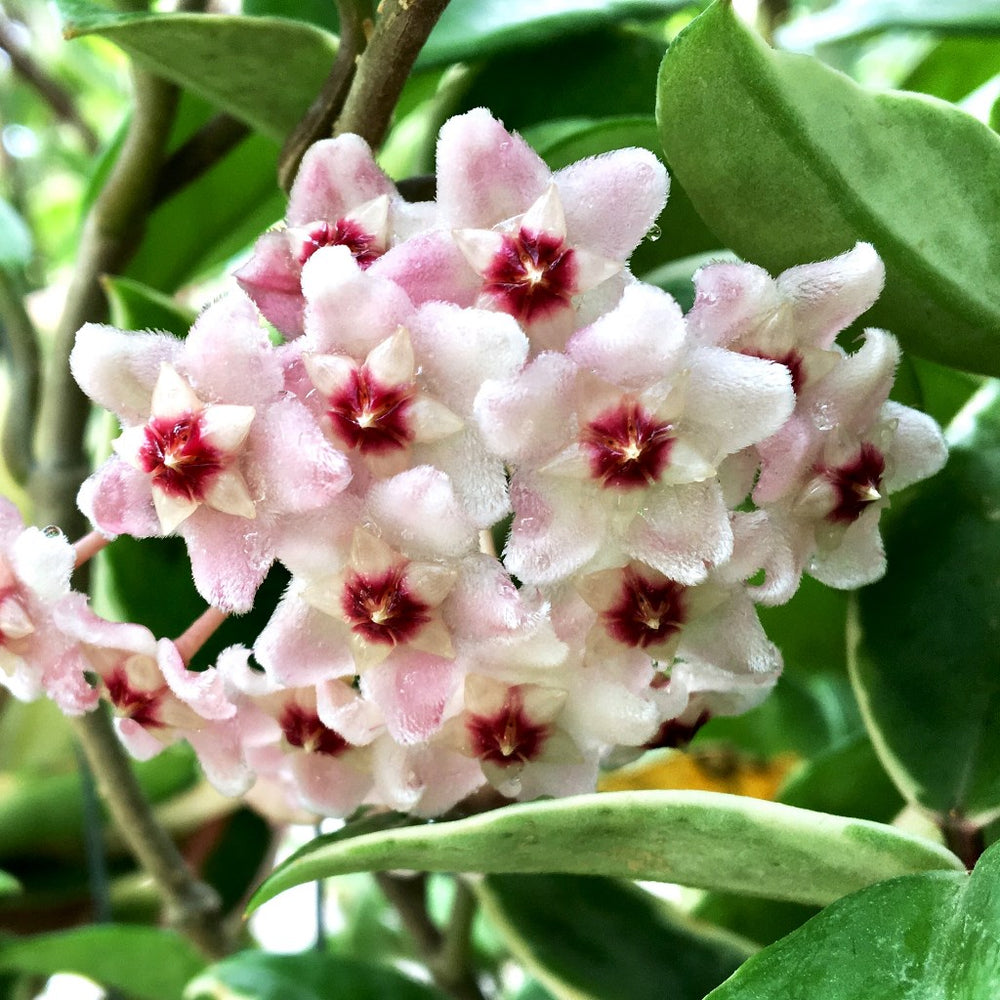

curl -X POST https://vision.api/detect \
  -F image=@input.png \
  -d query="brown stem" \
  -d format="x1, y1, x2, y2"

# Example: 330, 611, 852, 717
72, 706, 230, 958
0, 12, 99, 153
28, 64, 179, 534
278, 0, 375, 192
0, 269, 40, 485
334, 0, 453, 149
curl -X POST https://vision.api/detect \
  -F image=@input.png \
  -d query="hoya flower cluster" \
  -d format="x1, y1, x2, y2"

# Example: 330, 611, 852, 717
4, 110, 947, 819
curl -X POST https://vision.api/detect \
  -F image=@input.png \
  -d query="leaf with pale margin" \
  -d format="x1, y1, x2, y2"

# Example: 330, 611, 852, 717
478, 873, 753, 1000
705, 838, 1000, 998
185, 950, 447, 1000
55, 0, 336, 142
247, 791, 962, 913
656, 0, 1000, 376
0, 926, 206, 1000
418, 0, 701, 69
850, 382, 1000, 819
778, 0, 1000, 52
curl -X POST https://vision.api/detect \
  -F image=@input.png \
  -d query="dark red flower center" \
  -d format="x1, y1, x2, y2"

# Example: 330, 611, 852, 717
341, 565, 432, 645
103, 667, 165, 728
645, 708, 712, 750
581, 400, 674, 490
326, 367, 415, 455
483, 227, 577, 324
280, 703, 349, 757
298, 218, 382, 269
603, 567, 687, 648
820, 442, 886, 524
138, 413, 224, 502
467, 690, 549, 767
741, 347, 806, 395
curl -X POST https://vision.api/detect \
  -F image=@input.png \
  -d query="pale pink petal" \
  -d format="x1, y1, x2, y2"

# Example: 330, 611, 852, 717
369, 232, 481, 308
78, 459, 162, 538
361, 651, 459, 744
234, 230, 305, 336
880, 401, 948, 491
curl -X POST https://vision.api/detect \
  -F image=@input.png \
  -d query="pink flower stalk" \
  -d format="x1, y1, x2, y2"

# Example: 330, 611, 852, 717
71, 292, 353, 612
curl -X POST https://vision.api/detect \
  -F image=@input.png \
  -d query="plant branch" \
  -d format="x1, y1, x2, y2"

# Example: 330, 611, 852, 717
334, 0, 452, 149
153, 113, 251, 205
0, 269, 40, 485
0, 12, 99, 153
278, 0, 375, 192
28, 64, 179, 534
72, 705, 230, 958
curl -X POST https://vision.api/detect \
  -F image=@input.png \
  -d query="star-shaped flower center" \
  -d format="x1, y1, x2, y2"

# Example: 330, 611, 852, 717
467, 690, 550, 767
103, 666, 166, 728
326, 367, 415, 455
341, 565, 432, 646
298, 218, 382, 269
138, 413, 225, 502
821, 442, 886, 524
280, 702, 349, 757
483, 228, 577, 324
581, 400, 674, 490
603, 567, 687, 648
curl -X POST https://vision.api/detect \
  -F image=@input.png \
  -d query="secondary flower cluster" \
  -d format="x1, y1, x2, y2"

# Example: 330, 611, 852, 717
4, 110, 947, 818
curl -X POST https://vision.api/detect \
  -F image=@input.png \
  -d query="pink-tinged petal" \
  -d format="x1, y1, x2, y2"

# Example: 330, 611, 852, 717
880, 401, 948, 491
78, 459, 162, 538
679, 591, 782, 679
317, 678, 384, 745
369, 232, 482, 308
271, 498, 359, 580
683, 347, 795, 459
255, 583, 355, 686
286, 134, 395, 227
475, 352, 578, 464
188, 722, 252, 797
554, 148, 668, 260
724, 511, 798, 606
504, 476, 606, 586
568, 283, 685, 390
10, 527, 74, 602
248, 398, 352, 515
71, 325, 175, 424
235, 230, 306, 337
180, 507, 273, 612
626, 480, 733, 585
776, 242, 884, 347
116, 718, 167, 760
410, 301, 529, 413
291, 752, 372, 817
563, 672, 658, 747
182, 293, 282, 404
753, 411, 817, 504
435, 109, 550, 228
157, 639, 234, 721
687, 261, 776, 349
361, 650, 458, 744
302, 245, 415, 357
149, 363, 203, 419
366, 467, 477, 560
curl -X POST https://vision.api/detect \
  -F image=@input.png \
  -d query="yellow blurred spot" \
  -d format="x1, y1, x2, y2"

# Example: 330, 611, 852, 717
599, 745, 799, 801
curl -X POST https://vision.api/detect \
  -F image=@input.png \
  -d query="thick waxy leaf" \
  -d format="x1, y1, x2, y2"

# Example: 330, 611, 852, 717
778, 0, 1000, 52
705, 839, 1000, 999
901, 37, 1000, 104
419, 0, 699, 69
0, 871, 20, 898
247, 791, 962, 913
478, 874, 753, 1000
55, 0, 336, 141
850, 383, 1000, 819
104, 276, 196, 337
656, 1, 1000, 376
0, 926, 206, 1000
185, 951, 447, 1000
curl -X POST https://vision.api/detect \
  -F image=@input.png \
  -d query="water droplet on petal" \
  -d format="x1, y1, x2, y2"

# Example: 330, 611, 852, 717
645, 223, 662, 243
43, 525, 63, 538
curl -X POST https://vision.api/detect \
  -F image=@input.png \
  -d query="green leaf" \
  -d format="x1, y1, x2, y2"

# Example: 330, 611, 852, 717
901, 37, 1000, 104
478, 874, 753, 1000
0, 199, 32, 270
850, 382, 1000, 819
705, 838, 1000, 999
104, 276, 196, 337
185, 950, 448, 1000
242, 0, 339, 32
55, 0, 337, 142
0, 926, 206, 1000
0, 872, 20, 898
656, 1, 1000, 376
247, 791, 962, 913
419, 0, 698, 69
777, 0, 1000, 52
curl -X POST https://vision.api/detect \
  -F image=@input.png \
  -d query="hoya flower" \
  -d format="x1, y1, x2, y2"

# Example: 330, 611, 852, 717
757, 330, 947, 590
375, 108, 668, 350
0, 500, 93, 713
235, 134, 434, 337
71, 292, 352, 611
